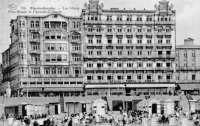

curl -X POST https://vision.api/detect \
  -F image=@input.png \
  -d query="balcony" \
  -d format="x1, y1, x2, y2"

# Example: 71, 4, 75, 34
29, 27, 40, 32
145, 21, 154, 25
30, 50, 40, 54
84, 20, 102, 25
136, 32, 143, 38
71, 50, 82, 54
106, 32, 114, 36
116, 32, 124, 36
125, 32, 133, 36
146, 32, 153, 38
165, 32, 172, 36
156, 21, 175, 25
156, 32, 164, 37
125, 21, 133, 25
115, 21, 124, 25
145, 43, 154, 47
135, 21, 143, 25
86, 31, 94, 36
30, 38, 40, 43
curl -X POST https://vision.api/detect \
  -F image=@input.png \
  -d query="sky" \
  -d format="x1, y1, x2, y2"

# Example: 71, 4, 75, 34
0, 0, 200, 63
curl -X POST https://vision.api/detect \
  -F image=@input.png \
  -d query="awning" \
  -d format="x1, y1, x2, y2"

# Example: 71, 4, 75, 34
86, 84, 175, 89
180, 84, 200, 90
22, 87, 83, 92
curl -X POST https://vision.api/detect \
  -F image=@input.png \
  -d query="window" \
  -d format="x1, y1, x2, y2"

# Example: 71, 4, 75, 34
166, 51, 171, 55
117, 75, 123, 80
97, 63, 103, 68
127, 39, 132, 44
147, 51, 152, 56
44, 22, 49, 28
51, 54, 56, 62
117, 62, 122, 67
184, 51, 187, 57
87, 76, 93, 80
73, 55, 81, 62
35, 21, 39, 27
57, 54, 62, 61
107, 15, 112, 21
166, 40, 170, 44
192, 52, 195, 57
88, 27, 93, 32
44, 68, 50, 74
147, 62, 152, 67
118, 39, 122, 44
117, 15, 122, 21
127, 15, 132, 21
192, 74, 196, 80
76, 22, 80, 28
147, 39, 152, 44
107, 28, 112, 32
97, 27, 101, 32
138, 50, 142, 56
156, 63, 162, 67
22, 21, 25, 27
64, 68, 69, 74
97, 76, 103, 80
137, 39, 142, 44
158, 39, 162, 44
108, 51, 112, 55
97, 51, 101, 55
158, 51, 162, 55
62, 22, 67, 30
97, 38, 101, 44
136, 15, 142, 21
73, 21, 76, 28
118, 51, 122, 56
30, 21, 34, 28
127, 75, 131, 80
51, 44, 56, 50
51, 68, 56, 74
128, 51, 132, 55
62, 55, 67, 61
88, 38, 93, 44
117, 27, 122, 32
137, 62, 143, 67
107, 39, 112, 44
45, 54, 50, 62
166, 62, 171, 67
147, 29, 152, 32
88, 51, 93, 55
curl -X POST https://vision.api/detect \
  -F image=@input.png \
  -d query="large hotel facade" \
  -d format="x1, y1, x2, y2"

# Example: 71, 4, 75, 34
2, 15, 83, 97
1, 0, 178, 96
82, 0, 176, 96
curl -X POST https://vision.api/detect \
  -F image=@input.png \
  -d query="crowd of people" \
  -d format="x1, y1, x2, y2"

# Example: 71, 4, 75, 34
2, 109, 200, 126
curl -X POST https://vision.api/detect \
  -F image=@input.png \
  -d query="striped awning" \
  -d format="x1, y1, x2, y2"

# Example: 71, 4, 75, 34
86, 84, 175, 88
180, 84, 200, 90
22, 87, 83, 92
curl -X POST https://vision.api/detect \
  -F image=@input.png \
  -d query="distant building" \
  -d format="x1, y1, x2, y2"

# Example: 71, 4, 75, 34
176, 38, 200, 95
1, 14, 84, 97
82, 0, 176, 96
0, 64, 3, 94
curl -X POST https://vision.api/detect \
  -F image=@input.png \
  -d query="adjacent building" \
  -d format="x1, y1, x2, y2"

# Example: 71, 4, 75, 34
1, 14, 84, 97
176, 38, 200, 95
82, 0, 176, 96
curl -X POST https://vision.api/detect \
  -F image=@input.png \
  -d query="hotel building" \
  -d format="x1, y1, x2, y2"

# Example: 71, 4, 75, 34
1, 14, 84, 97
82, 0, 176, 96
176, 38, 200, 95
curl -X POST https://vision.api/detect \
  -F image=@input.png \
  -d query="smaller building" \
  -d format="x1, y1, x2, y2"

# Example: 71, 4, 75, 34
176, 38, 200, 95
